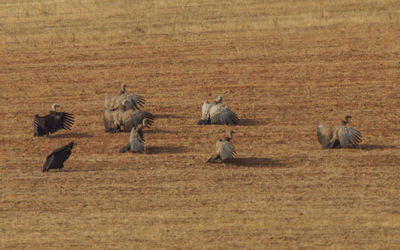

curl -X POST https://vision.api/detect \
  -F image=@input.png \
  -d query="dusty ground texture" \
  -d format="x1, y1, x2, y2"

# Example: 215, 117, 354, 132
1, 0, 400, 248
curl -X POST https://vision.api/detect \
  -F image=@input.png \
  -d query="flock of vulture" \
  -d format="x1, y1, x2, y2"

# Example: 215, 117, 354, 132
33, 83, 362, 172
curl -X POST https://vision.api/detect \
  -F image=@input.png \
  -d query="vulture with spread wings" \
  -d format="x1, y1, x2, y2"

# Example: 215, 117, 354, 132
104, 83, 145, 111
197, 96, 239, 125
120, 119, 148, 153
43, 142, 76, 172
207, 130, 236, 163
34, 104, 74, 136
113, 100, 154, 132
317, 115, 362, 149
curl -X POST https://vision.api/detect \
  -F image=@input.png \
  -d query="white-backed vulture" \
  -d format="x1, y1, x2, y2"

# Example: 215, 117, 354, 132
197, 96, 239, 125
34, 104, 74, 136
113, 100, 154, 132
207, 130, 236, 163
43, 142, 76, 172
120, 119, 148, 153
317, 115, 362, 149
104, 83, 145, 111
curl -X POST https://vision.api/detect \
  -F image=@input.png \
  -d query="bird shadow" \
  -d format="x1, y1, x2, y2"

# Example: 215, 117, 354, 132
359, 144, 396, 151
48, 132, 93, 139
226, 157, 284, 167
146, 145, 187, 154
146, 129, 176, 134
55, 169, 102, 173
154, 114, 183, 119
237, 119, 267, 126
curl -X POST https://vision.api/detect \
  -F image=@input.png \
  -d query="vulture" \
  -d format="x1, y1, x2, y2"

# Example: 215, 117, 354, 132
104, 83, 145, 111
103, 108, 119, 133
197, 96, 239, 125
207, 129, 236, 163
113, 100, 154, 132
120, 119, 148, 153
317, 115, 362, 149
34, 104, 74, 136
43, 141, 76, 172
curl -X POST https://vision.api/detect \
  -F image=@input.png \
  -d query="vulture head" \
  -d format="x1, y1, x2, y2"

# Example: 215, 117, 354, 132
68, 141, 77, 148
120, 83, 127, 94
51, 103, 60, 112
342, 115, 352, 125
215, 96, 224, 103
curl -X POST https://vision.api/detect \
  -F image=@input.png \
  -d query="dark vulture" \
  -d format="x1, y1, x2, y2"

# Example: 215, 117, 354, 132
207, 130, 236, 163
114, 100, 154, 132
198, 96, 239, 125
34, 104, 74, 136
120, 119, 148, 153
43, 141, 76, 172
317, 115, 362, 149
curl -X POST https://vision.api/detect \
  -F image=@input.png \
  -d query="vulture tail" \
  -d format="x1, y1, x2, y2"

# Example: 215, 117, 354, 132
197, 119, 210, 125
120, 144, 130, 153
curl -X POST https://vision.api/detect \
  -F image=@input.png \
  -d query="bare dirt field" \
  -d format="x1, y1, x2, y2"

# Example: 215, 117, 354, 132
1, 0, 400, 248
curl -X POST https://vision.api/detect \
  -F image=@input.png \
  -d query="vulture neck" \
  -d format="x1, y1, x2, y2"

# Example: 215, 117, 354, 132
224, 132, 233, 141
136, 123, 144, 131
341, 118, 350, 126
120, 85, 126, 94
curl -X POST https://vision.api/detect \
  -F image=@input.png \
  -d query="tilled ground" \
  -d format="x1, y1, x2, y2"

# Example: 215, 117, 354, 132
1, 1, 400, 248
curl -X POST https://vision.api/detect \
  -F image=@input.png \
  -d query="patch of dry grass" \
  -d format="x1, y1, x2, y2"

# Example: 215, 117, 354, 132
1, 0, 399, 47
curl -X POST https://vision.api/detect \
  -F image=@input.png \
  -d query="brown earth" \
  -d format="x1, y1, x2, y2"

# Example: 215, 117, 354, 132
1, 0, 400, 248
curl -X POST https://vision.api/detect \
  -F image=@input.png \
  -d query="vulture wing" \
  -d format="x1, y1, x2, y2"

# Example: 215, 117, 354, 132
197, 101, 212, 125
337, 126, 362, 148
125, 110, 154, 131
219, 141, 236, 161
104, 96, 115, 111
114, 93, 145, 110
43, 154, 57, 171
33, 115, 49, 136
50, 111, 74, 133
317, 124, 333, 148
207, 140, 223, 162
104, 109, 119, 133
210, 104, 239, 125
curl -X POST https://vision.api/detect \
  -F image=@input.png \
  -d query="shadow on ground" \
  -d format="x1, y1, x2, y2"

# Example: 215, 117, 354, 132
155, 114, 183, 119
49, 132, 93, 139
359, 144, 396, 151
146, 129, 177, 134
227, 157, 284, 167
146, 145, 187, 154
237, 119, 268, 126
